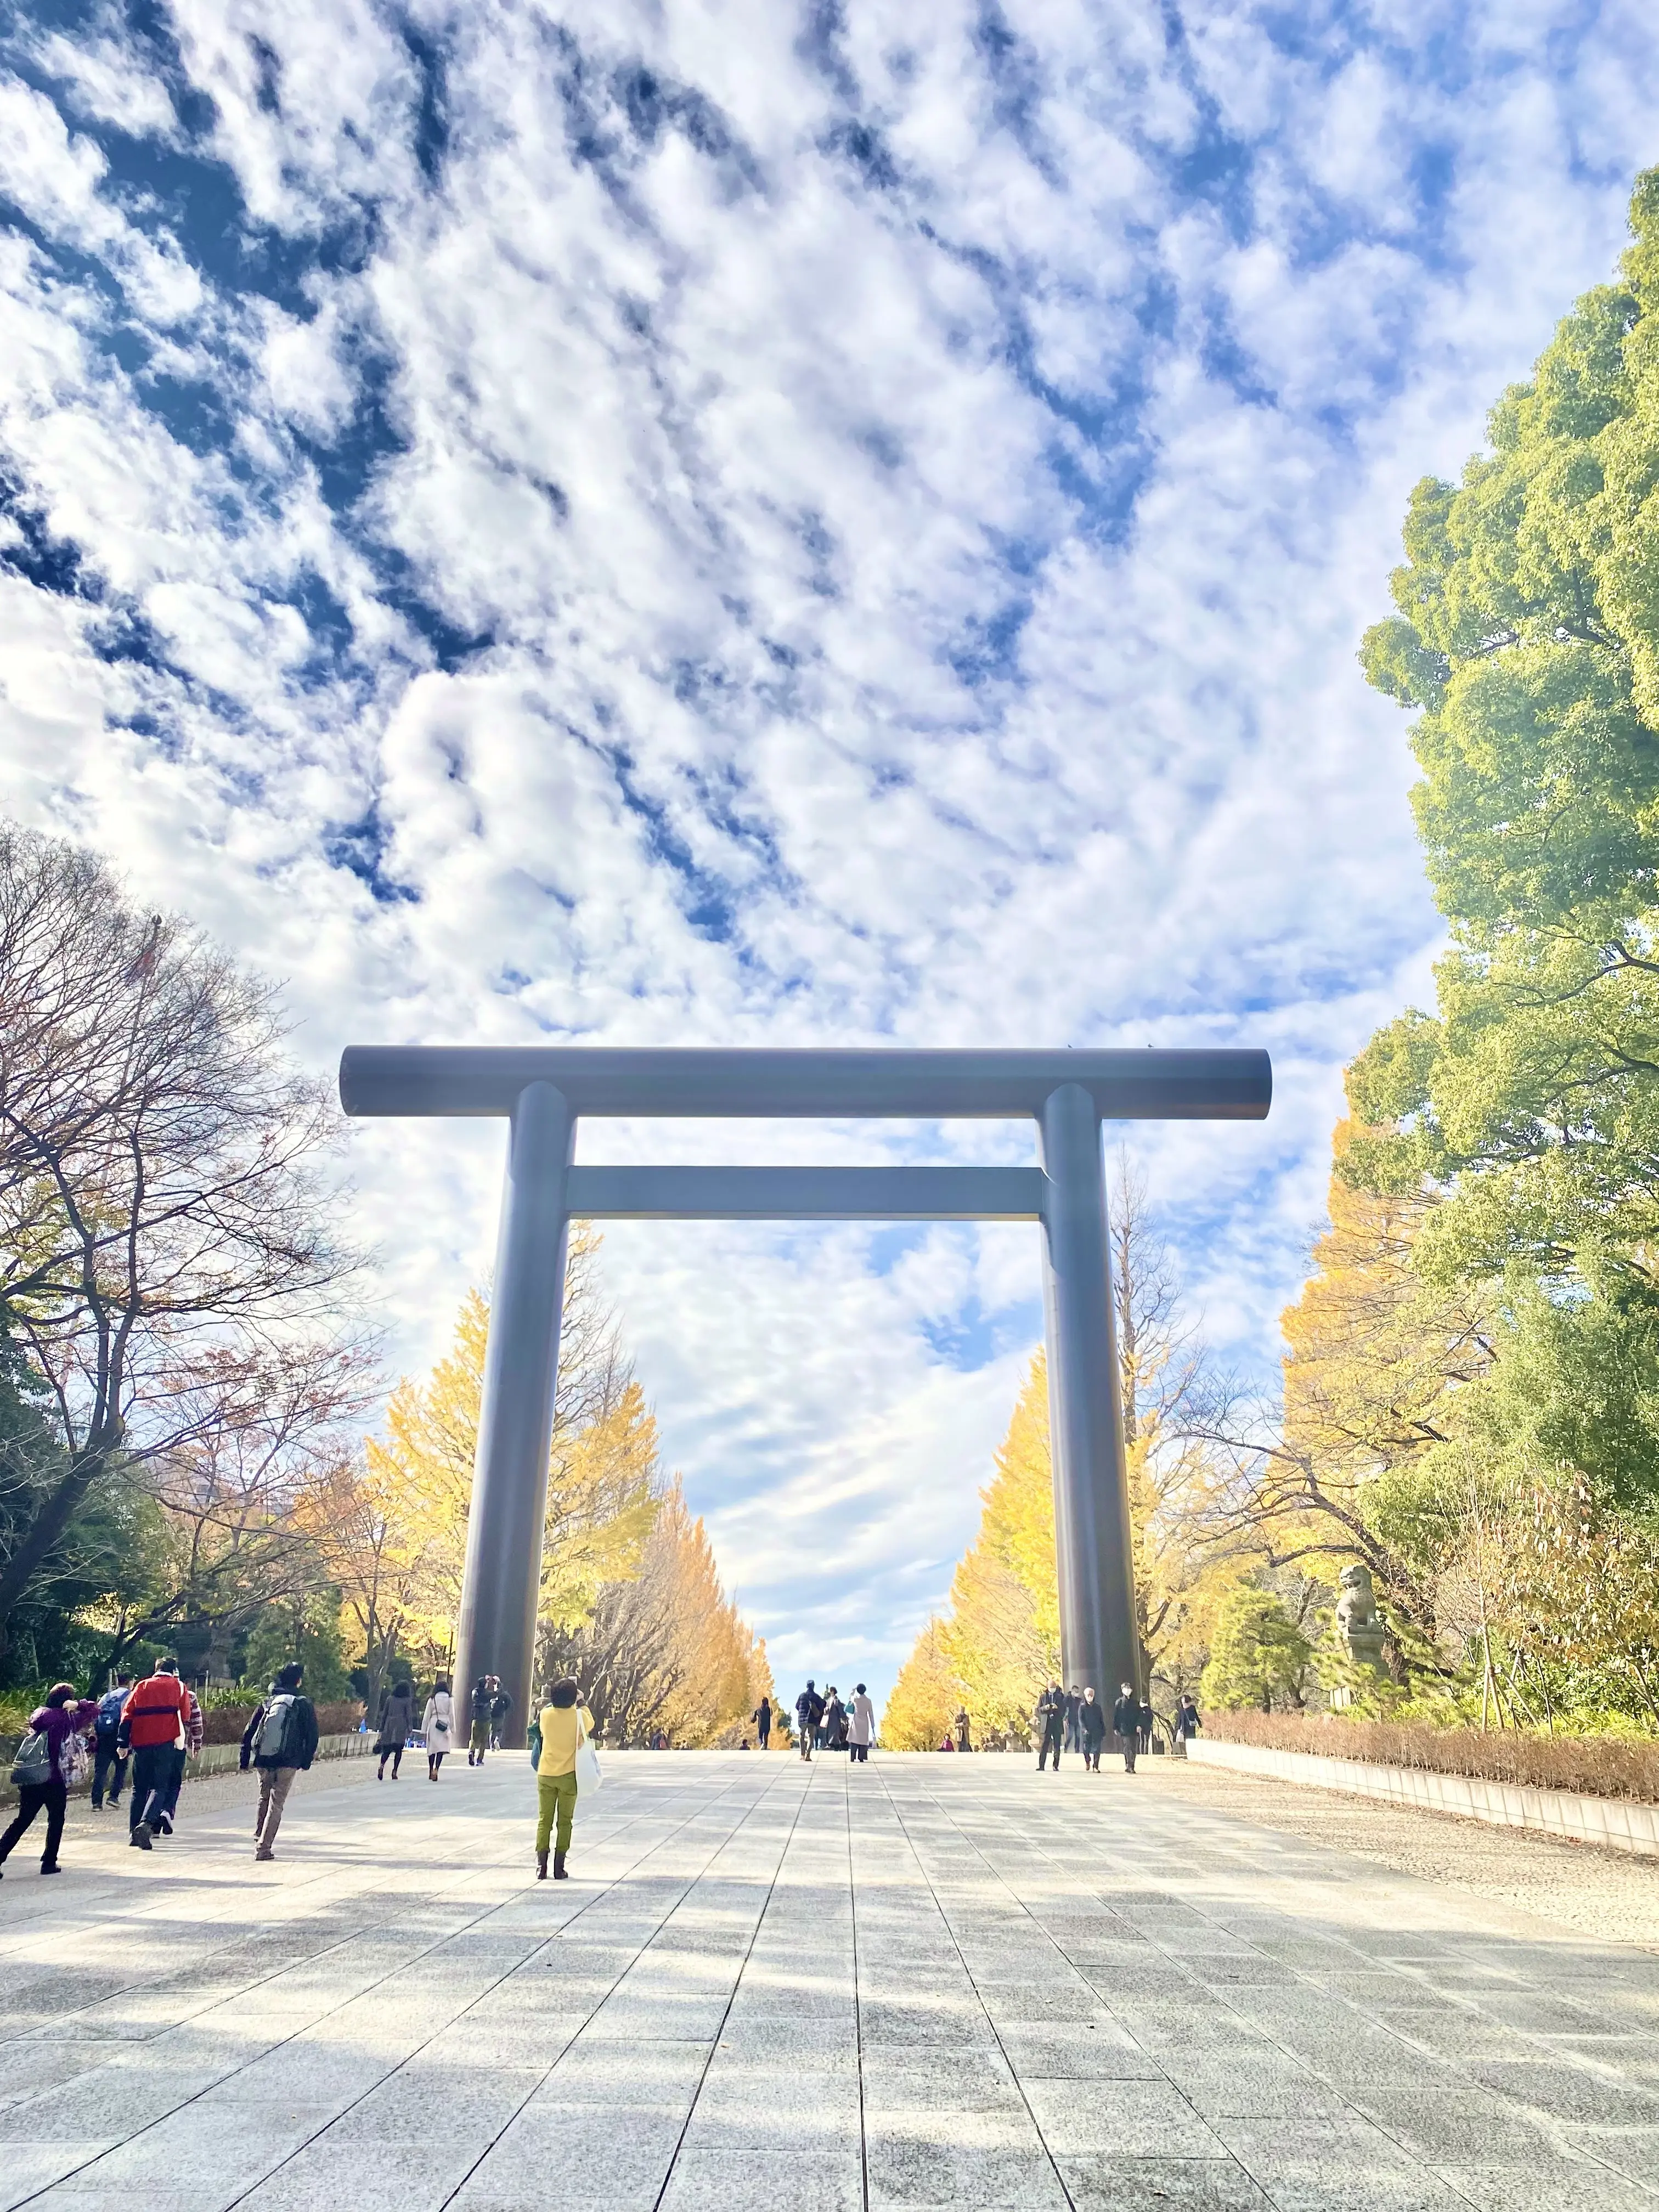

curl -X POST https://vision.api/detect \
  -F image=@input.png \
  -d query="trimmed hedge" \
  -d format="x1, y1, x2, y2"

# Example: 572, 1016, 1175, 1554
1205, 1709, 1659, 1805
201, 1699, 364, 1745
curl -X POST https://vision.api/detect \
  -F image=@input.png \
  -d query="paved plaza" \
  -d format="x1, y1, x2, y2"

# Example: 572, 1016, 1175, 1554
2, 1753, 1658, 2212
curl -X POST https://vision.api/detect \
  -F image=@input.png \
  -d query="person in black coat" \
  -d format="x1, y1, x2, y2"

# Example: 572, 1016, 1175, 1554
1111, 1684, 1141, 1773
1078, 1686, 1107, 1772
753, 1697, 771, 1750
795, 1681, 823, 1762
1035, 1684, 1064, 1770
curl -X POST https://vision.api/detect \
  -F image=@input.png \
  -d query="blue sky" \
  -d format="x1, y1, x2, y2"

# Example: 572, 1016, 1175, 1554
3, 0, 1657, 1711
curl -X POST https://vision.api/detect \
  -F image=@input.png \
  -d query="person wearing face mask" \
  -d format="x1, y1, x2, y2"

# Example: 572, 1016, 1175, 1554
1111, 1682, 1142, 1773
1078, 1686, 1107, 1772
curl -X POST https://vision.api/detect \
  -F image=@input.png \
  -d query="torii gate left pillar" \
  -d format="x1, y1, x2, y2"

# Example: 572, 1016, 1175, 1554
340, 1047, 1271, 1744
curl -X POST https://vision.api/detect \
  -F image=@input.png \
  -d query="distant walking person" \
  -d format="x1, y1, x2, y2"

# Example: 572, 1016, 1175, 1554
955, 1708, 972, 1754
422, 1679, 455, 1778
823, 1688, 847, 1753
1112, 1683, 1141, 1774
467, 1675, 494, 1765
90, 1674, 132, 1809
120, 1660, 193, 1849
240, 1663, 320, 1862
1036, 1683, 1064, 1770
1175, 1692, 1201, 1745
753, 1696, 771, 1750
1138, 1695, 1155, 1757
0, 1684, 97, 1878
375, 1680, 416, 1779
1079, 1686, 1106, 1772
489, 1681, 514, 1751
795, 1680, 822, 1762
848, 1684, 874, 1763
1063, 1685, 1082, 1754
533, 1677, 593, 1880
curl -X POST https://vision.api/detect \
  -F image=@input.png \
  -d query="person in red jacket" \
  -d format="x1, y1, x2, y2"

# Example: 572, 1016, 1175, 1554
117, 1660, 191, 1849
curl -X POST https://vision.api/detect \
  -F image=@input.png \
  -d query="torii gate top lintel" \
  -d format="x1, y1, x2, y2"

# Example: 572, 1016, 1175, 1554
338, 1044, 1271, 1121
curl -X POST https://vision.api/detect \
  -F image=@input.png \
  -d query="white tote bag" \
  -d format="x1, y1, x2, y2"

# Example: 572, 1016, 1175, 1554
574, 1736, 602, 1799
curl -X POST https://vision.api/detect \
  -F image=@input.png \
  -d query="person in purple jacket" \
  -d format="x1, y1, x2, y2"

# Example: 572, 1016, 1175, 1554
0, 1684, 98, 1877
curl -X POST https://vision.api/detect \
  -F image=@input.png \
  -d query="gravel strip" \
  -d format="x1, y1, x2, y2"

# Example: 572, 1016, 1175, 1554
1147, 1753, 1659, 1951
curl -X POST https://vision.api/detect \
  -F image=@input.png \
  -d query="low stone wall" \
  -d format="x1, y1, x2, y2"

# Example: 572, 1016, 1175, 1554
1186, 1735, 1659, 1859
0, 1729, 373, 1808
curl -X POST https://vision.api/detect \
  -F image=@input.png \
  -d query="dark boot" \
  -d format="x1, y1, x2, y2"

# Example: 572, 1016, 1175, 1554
552, 1850, 568, 1880
536, 1850, 548, 1880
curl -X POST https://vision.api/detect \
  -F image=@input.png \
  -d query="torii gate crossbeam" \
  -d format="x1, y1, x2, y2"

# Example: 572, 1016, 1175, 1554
339, 1047, 1271, 1743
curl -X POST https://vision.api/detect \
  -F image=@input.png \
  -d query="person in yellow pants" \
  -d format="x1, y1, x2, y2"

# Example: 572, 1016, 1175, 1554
534, 1678, 591, 1880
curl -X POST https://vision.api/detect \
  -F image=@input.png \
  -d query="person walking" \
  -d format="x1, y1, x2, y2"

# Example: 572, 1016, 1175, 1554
489, 1680, 514, 1751
795, 1680, 822, 1762
240, 1662, 319, 1862
1138, 1694, 1155, 1757
822, 1687, 846, 1753
422, 1678, 455, 1778
154, 1677, 204, 1835
955, 1708, 972, 1753
375, 1679, 416, 1779
1079, 1686, 1107, 1772
533, 1677, 593, 1880
1175, 1692, 1201, 1746
120, 1660, 193, 1849
753, 1696, 771, 1750
1035, 1683, 1064, 1770
467, 1675, 494, 1765
847, 1684, 874, 1763
1063, 1685, 1082, 1755
1112, 1683, 1141, 1774
90, 1673, 132, 1809
0, 1684, 97, 1877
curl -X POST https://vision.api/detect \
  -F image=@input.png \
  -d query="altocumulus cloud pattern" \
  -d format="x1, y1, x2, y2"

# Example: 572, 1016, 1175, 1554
2, 0, 1657, 1694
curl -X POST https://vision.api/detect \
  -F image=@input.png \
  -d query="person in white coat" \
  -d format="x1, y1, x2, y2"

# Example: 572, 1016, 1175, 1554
847, 1684, 875, 1764
422, 1678, 456, 1779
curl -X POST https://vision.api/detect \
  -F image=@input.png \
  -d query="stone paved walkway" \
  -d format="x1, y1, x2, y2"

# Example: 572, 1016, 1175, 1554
2, 1752, 1658, 2211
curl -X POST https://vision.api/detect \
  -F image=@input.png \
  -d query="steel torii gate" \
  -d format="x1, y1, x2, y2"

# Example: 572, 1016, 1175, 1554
340, 1047, 1271, 1745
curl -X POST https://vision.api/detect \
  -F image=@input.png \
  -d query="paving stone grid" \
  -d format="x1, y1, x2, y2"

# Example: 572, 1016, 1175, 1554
2, 1753, 1657, 2212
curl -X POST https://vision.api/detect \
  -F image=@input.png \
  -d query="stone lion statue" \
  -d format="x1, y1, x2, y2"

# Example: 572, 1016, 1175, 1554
1335, 1562, 1387, 1672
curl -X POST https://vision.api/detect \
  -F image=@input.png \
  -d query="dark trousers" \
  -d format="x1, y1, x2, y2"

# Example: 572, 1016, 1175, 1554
849, 1743, 868, 1762
1118, 1733, 1137, 1773
1082, 1736, 1104, 1770
758, 1730, 770, 1750
129, 1743, 174, 1832
91, 1739, 127, 1807
377, 1745, 403, 1776
160, 1747, 187, 1820
1038, 1722, 1063, 1769
1, 1780, 68, 1869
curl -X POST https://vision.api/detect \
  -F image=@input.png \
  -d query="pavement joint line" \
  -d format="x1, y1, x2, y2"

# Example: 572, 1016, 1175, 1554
909, 1771, 1641, 2208
1, 1762, 798, 2212
870, 1762, 1088, 2212
219, 1757, 812, 2212
844, 1764, 872, 2212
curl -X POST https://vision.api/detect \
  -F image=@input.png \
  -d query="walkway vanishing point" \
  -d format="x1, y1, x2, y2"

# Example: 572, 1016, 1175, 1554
1, 1752, 1657, 2212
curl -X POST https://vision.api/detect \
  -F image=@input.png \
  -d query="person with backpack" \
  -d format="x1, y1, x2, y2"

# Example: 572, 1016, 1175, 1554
119, 1660, 193, 1849
467, 1675, 494, 1765
239, 1662, 319, 1861
1112, 1683, 1142, 1774
375, 1680, 416, 1779
532, 1677, 593, 1880
0, 1684, 97, 1877
90, 1673, 132, 1809
752, 1696, 771, 1750
794, 1680, 822, 1763
421, 1678, 455, 1778
488, 1681, 514, 1751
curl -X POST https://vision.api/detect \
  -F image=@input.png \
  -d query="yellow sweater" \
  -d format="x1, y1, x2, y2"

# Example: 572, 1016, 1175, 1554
537, 1703, 592, 1777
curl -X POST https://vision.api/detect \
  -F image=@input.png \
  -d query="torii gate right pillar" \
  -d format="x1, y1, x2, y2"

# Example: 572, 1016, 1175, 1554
1040, 1082, 1138, 1697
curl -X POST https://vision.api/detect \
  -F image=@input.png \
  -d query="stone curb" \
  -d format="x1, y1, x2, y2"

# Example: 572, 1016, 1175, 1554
1188, 1734, 1659, 1857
